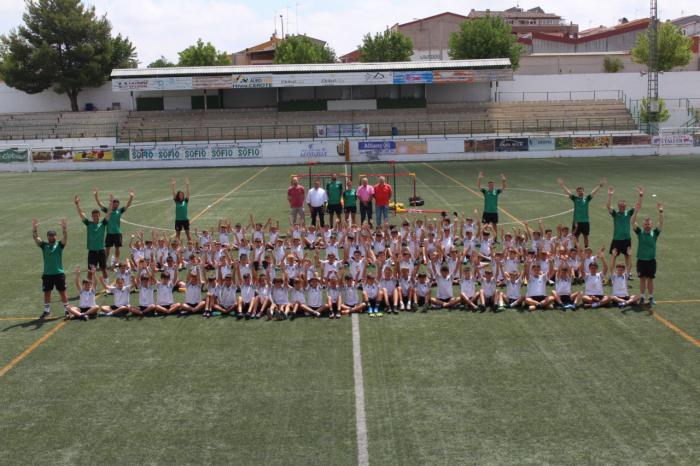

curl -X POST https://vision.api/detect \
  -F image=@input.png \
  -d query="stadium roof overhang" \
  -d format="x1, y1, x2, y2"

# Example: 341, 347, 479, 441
110, 59, 513, 91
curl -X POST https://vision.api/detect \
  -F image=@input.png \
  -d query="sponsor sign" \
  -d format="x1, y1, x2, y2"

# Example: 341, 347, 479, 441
396, 141, 427, 154
112, 77, 193, 91
612, 136, 633, 146
495, 137, 529, 152
316, 124, 369, 138
272, 72, 393, 88
651, 134, 694, 146
555, 137, 573, 150
73, 149, 113, 161
464, 139, 495, 153
210, 144, 262, 159
528, 137, 556, 151
130, 144, 263, 161
393, 71, 433, 84
432, 70, 475, 84
358, 140, 397, 156
32, 149, 73, 162
113, 148, 130, 161
232, 74, 273, 88
574, 136, 612, 149
298, 143, 329, 158
193, 75, 233, 89
0, 148, 29, 163
695, 133, 700, 147
612, 135, 652, 146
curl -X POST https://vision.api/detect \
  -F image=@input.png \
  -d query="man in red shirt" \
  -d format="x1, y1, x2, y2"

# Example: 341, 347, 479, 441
374, 176, 393, 226
287, 177, 306, 226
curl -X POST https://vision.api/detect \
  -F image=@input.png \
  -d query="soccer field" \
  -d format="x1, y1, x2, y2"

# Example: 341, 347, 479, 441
1, 156, 699, 465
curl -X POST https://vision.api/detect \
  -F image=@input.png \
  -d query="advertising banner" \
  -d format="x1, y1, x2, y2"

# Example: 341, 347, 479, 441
495, 137, 529, 152
32, 149, 73, 162
612, 136, 633, 146
695, 133, 700, 147
631, 134, 652, 145
193, 75, 233, 89
272, 71, 393, 88
432, 70, 475, 83
130, 144, 264, 161
393, 71, 433, 84
232, 74, 273, 88
316, 124, 369, 138
0, 148, 29, 163
297, 142, 331, 158
358, 141, 397, 156
112, 77, 193, 91
210, 144, 263, 159
574, 136, 612, 148
464, 139, 495, 152
555, 137, 573, 150
651, 134, 694, 146
113, 148, 130, 161
396, 141, 427, 154
528, 137, 556, 151
73, 149, 113, 161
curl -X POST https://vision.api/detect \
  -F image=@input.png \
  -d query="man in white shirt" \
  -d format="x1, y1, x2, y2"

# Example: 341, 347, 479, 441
306, 179, 328, 228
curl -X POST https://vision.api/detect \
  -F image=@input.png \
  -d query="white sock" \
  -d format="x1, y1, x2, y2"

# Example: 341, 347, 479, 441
44, 304, 51, 311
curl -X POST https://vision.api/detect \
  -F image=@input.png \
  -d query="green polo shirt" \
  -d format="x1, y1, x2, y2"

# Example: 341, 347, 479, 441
481, 188, 502, 213
611, 208, 635, 241
40, 241, 64, 275
175, 198, 189, 221
634, 226, 660, 260
570, 194, 593, 223
326, 180, 344, 205
101, 206, 126, 234
343, 188, 357, 208
83, 218, 108, 251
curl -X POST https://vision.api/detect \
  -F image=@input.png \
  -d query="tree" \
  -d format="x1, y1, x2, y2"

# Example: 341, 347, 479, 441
603, 56, 624, 73
0, 0, 137, 111
639, 97, 670, 123
631, 22, 693, 71
148, 55, 176, 68
177, 39, 230, 66
359, 29, 413, 62
274, 35, 336, 64
449, 17, 524, 70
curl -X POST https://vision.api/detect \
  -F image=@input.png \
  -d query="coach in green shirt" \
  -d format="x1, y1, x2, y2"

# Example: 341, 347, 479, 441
75, 194, 113, 279
342, 179, 358, 225
607, 185, 645, 276
33, 218, 69, 319
557, 177, 606, 248
632, 203, 664, 307
477, 172, 507, 241
95, 188, 134, 264
326, 174, 344, 225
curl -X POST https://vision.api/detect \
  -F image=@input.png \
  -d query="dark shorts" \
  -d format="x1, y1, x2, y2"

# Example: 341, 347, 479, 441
139, 305, 153, 311
559, 295, 572, 304
344, 206, 357, 214
175, 220, 190, 232
482, 212, 499, 225
637, 259, 657, 279
105, 233, 123, 248
529, 295, 547, 302
158, 303, 173, 310
417, 296, 426, 306
327, 204, 342, 216
42, 273, 66, 292
573, 222, 590, 236
88, 250, 107, 270
609, 239, 632, 255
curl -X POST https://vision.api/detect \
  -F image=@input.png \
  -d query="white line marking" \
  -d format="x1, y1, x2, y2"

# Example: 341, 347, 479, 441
352, 313, 369, 466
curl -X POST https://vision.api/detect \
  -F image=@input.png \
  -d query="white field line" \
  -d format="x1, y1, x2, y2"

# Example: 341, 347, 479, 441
351, 313, 370, 466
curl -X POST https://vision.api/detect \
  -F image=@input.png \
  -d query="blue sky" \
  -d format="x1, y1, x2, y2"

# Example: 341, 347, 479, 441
0, 0, 697, 65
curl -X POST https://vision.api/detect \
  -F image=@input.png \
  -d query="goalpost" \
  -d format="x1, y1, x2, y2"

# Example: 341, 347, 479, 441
0, 144, 33, 173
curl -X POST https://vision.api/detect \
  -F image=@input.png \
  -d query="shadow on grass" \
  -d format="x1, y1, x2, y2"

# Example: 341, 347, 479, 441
1, 316, 61, 332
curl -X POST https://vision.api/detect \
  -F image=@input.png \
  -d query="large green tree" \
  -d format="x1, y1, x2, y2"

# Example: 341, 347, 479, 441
631, 22, 693, 71
359, 29, 413, 62
274, 35, 336, 64
177, 39, 230, 66
449, 17, 523, 70
148, 55, 176, 68
0, 0, 137, 111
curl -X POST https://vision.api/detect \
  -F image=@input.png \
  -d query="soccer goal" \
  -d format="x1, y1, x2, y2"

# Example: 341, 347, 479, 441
291, 161, 352, 189
0, 144, 33, 172
358, 160, 424, 213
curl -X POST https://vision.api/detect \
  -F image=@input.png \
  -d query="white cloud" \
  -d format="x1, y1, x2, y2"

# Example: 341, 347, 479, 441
1, 0, 698, 64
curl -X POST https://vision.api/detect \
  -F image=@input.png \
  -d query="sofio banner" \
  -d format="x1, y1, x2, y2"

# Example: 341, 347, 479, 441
130, 144, 263, 161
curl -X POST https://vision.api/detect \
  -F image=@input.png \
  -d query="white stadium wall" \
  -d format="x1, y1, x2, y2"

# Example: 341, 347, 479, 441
426, 82, 491, 103
0, 82, 132, 112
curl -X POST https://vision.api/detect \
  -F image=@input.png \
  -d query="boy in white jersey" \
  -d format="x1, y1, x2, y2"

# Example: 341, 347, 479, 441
580, 249, 611, 309
256, 273, 273, 319
414, 272, 431, 311
154, 272, 182, 315
99, 276, 140, 317
498, 260, 524, 310
212, 272, 238, 316
238, 273, 258, 319
608, 264, 639, 309
478, 268, 504, 312
290, 277, 320, 319
458, 266, 479, 311
362, 271, 382, 317
305, 275, 328, 316
397, 266, 414, 311
179, 270, 205, 316
341, 275, 366, 315
549, 262, 581, 311
430, 265, 459, 309
270, 275, 291, 320
377, 265, 399, 315
524, 261, 554, 312
135, 271, 157, 316
326, 274, 342, 319
65, 266, 99, 321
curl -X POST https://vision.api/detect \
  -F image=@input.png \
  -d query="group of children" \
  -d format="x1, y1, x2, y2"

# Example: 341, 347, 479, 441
64, 209, 645, 321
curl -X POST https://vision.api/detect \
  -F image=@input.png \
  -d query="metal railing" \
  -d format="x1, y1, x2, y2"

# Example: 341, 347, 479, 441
496, 90, 625, 102
117, 116, 639, 144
